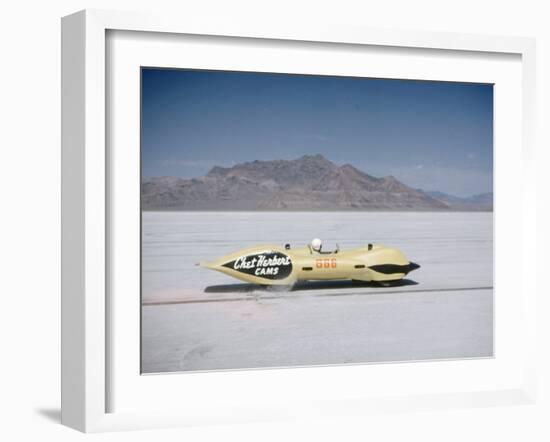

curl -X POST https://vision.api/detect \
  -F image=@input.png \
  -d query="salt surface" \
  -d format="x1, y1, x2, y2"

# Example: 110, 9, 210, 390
141, 211, 493, 373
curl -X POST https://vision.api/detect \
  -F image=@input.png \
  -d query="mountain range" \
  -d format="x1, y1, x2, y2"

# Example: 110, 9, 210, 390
141, 154, 492, 211
425, 190, 493, 211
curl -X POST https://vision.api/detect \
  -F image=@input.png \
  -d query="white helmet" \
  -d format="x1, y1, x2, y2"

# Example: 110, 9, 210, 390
311, 238, 322, 252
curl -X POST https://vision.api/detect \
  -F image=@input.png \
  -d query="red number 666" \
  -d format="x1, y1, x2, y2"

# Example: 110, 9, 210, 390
316, 258, 337, 268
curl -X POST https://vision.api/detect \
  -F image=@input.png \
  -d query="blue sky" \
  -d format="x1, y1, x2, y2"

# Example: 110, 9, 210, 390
141, 68, 493, 197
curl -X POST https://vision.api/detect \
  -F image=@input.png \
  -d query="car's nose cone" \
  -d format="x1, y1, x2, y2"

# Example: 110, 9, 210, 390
407, 262, 421, 272
368, 262, 421, 275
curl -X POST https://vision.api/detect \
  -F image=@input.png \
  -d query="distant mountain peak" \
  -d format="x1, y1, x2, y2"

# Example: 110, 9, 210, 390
206, 165, 228, 176
425, 190, 493, 211
299, 153, 328, 161
339, 163, 357, 171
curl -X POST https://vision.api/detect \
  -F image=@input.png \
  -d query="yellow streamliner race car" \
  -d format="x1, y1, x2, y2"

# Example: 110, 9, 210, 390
199, 238, 420, 286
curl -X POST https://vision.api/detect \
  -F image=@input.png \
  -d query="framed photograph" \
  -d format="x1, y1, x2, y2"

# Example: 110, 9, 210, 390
61, 9, 537, 432
140, 68, 494, 375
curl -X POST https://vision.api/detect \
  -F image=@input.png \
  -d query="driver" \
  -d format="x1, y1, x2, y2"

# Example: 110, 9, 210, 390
311, 238, 322, 252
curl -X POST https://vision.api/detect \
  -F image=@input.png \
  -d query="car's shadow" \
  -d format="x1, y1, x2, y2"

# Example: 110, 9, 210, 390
204, 279, 419, 293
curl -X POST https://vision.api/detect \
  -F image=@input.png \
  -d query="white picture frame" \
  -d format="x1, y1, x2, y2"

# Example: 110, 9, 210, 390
61, 9, 537, 433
